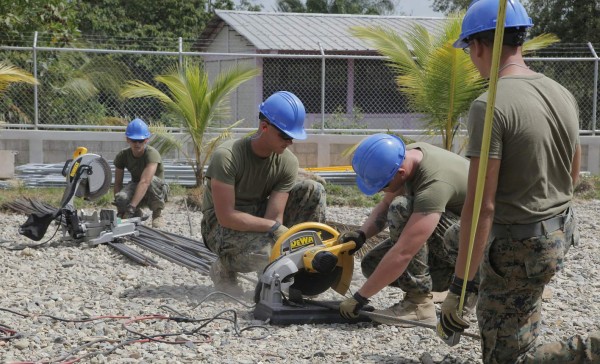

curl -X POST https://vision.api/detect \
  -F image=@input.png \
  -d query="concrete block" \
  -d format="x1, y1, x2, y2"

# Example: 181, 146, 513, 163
0, 150, 16, 179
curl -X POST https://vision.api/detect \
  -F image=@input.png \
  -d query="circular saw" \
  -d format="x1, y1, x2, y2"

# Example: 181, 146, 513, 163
254, 222, 367, 324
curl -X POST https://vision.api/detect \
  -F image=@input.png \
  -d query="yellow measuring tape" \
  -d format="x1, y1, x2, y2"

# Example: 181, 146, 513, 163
459, 0, 509, 312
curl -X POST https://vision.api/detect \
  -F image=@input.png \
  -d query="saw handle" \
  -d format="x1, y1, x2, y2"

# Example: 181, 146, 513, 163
72, 147, 88, 158
269, 222, 340, 262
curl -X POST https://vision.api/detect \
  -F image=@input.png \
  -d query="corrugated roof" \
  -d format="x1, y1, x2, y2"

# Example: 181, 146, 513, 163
199, 10, 448, 52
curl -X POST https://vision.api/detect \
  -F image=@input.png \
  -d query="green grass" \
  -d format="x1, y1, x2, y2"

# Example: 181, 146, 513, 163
1, 176, 598, 212
574, 174, 600, 200
325, 183, 382, 207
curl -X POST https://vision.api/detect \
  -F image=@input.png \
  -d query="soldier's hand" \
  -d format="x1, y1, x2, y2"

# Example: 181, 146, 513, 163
338, 230, 366, 255
272, 225, 289, 241
123, 204, 136, 219
439, 291, 470, 336
268, 221, 289, 241
340, 292, 369, 319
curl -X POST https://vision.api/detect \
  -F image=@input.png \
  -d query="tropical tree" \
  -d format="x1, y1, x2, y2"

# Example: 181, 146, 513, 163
351, 13, 559, 150
121, 61, 260, 186
431, 0, 471, 15
276, 0, 395, 15
0, 0, 79, 46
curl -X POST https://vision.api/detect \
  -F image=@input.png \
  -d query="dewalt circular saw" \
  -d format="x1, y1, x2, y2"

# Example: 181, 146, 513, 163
254, 222, 368, 324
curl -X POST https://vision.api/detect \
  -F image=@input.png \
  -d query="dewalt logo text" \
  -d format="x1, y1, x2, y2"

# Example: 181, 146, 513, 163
290, 235, 315, 250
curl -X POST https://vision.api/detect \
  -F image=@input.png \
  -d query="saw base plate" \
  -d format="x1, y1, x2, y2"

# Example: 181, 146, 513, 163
254, 300, 371, 325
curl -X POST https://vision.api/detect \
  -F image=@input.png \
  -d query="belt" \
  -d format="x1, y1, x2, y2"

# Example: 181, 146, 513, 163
491, 210, 569, 240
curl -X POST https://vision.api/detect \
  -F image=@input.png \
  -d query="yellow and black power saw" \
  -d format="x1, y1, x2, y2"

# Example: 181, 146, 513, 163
19, 147, 142, 245
253, 222, 370, 324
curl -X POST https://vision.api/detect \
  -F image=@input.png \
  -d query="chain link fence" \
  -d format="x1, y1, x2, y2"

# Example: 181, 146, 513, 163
1, 37, 599, 134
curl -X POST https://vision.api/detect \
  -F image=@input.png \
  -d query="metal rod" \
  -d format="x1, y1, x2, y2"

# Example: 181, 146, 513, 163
588, 42, 598, 135
319, 42, 326, 134
308, 300, 480, 340
33, 32, 39, 129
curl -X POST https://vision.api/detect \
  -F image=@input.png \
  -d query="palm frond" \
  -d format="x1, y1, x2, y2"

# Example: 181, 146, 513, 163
121, 80, 173, 104
0, 63, 37, 94
56, 78, 98, 99
149, 123, 188, 157
522, 33, 560, 55
350, 26, 417, 75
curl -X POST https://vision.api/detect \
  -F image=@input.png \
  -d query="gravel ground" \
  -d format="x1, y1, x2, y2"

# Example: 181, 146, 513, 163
1, 198, 599, 363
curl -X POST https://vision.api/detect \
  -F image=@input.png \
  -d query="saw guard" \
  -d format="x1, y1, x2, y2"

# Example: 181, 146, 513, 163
59, 152, 112, 208
265, 222, 354, 297
269, 222, 339, 262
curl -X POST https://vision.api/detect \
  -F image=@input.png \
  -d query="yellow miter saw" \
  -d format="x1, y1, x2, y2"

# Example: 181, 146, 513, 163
19, 147, 142, 245
254, 222, 370, 324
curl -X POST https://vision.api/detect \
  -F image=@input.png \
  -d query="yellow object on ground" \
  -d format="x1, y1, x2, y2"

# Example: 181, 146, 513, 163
304, 166, 353, 173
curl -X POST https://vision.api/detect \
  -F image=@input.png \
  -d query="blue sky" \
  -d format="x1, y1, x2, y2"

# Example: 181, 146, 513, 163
257, 0, 444, 17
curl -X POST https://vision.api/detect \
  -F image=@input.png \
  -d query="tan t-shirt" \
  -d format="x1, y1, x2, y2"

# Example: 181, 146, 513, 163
405, 142, 469, 216
466, 74, 580, 224
202, 137, 298, 213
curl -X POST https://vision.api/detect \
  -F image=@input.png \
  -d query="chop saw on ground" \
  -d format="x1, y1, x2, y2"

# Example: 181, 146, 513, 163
254, 222, 371, 325
19, 147, 142, 245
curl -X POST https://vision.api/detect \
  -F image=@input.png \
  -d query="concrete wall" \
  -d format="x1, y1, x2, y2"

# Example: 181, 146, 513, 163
1, 130, 600, 175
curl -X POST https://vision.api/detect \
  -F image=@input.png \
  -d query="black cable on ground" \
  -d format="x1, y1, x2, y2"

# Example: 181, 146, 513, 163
0, 290, 271, 363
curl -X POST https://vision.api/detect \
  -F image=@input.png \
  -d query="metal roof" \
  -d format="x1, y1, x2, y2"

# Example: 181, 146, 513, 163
198, 10, 448, 52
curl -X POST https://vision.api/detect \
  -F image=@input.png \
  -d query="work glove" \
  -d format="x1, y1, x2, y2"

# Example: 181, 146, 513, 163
439, 275, 477, 337
338, 230, 366, 255
122, 204, 136, 219
340, 292, 369, 319
268, 221, 289, 242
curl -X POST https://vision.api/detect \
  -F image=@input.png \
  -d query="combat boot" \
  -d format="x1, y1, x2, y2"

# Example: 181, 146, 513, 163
151, 209, 164, 228
373, 292, 437, 327
209, 259, 243, 297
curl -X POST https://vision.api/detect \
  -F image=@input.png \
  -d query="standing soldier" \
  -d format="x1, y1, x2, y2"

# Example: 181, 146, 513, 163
439, 0, 599, 362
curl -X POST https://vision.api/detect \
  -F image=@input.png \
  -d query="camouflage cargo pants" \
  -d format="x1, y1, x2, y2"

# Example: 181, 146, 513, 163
361, 195, 460, 294
114, 176, 168, 215
476, 208, 596, 363
201, 179, 326, 274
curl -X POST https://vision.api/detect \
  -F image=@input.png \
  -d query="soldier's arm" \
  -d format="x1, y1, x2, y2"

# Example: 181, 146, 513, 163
357, 210, 441, 298
211, 178, 279, 232
129, 162, 157, 208
455, 157, 500, 281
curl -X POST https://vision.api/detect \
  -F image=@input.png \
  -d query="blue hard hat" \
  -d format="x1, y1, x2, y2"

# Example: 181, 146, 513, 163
125, 118, 151, 140
259, 91, 307, 140
352, 134, 406, 196
453, 0, 533, 48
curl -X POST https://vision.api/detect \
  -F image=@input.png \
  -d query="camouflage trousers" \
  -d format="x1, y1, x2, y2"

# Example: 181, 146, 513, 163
114, 176, 168, 216
476, 208, 595, 363
361, 195, 461, 295
201, 179, 326, 274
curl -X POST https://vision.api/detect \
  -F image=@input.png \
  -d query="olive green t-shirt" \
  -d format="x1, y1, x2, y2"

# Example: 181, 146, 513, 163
405, 142, 469, 216
202, 137, 298, 213
114, 145, 164, 182
466, 74, 580, 224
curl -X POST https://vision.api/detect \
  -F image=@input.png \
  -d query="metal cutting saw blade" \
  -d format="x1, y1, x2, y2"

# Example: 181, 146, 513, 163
74, 154, 112, 201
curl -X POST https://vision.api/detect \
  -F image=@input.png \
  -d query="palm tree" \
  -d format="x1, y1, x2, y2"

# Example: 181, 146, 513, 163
121, 60, 260, 186
0, 63, 37, 95
351, 13, 558, 150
